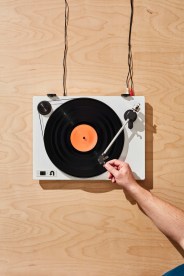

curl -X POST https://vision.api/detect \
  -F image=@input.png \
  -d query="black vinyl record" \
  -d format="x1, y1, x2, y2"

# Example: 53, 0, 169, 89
44, 98, 124, 178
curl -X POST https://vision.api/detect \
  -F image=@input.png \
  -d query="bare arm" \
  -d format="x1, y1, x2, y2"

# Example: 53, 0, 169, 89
104, 160, 184, 250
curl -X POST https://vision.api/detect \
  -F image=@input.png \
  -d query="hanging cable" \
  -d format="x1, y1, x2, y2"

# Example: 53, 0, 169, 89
63, 0, 133, 96
126, 0, 134, 95
63, 0, 69, 96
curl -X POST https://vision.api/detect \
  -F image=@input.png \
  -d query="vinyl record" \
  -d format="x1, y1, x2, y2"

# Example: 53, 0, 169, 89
44, 98, 124, 178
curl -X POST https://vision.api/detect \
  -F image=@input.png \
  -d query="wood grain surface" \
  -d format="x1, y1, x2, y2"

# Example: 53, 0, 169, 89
0, 0, 184, 275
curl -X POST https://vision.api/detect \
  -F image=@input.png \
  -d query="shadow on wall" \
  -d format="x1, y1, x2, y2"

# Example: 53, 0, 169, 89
39, 103, 156, 194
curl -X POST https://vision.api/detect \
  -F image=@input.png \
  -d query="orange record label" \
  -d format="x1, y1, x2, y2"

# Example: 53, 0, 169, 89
70, 124, 98, 152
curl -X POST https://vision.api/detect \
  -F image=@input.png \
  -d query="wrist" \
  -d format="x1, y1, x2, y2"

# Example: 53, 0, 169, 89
122, 180, 139, 194
123, 181, 148, 201
129, 184, 152, 204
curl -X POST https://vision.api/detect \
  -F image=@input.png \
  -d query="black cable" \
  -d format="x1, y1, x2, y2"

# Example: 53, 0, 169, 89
63, 1, 133, 94
126, 0, 134, 91
127, 0, 134, 89
63, 0, 69, 96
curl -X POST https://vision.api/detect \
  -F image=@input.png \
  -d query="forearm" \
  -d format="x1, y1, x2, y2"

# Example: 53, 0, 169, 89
125, 183, 184, 249
104, 160, 184, 249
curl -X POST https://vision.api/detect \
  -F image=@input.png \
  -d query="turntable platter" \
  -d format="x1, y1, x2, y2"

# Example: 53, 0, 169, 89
44, 98, 124, 178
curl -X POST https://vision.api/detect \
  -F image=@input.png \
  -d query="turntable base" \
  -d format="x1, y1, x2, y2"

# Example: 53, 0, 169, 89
33, 96, 145, 180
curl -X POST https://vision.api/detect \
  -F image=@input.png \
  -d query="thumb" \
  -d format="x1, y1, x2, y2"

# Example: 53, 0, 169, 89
104, 163, 118, 178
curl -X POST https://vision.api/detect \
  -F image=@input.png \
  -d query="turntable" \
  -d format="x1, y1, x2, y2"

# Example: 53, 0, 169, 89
33, 96, 145, 180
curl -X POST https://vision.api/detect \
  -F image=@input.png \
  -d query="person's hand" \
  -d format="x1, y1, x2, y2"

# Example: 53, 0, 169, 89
104, 159, 138, 191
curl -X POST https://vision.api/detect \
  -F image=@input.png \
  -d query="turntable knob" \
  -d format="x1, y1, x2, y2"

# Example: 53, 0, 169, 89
124, 109, 137, 129
37, 101, 52, 115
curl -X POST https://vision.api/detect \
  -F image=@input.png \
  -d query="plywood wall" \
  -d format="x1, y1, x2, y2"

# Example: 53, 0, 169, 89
0, 0, 184, 275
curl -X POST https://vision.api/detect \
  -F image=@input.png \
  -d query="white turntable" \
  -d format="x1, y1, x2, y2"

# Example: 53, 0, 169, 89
33, 96, 145, 180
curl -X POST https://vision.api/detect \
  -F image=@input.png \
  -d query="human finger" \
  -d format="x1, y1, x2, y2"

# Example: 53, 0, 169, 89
104, 162, 118, 177
106, 159, 125, 168
108, 173, 113, 179
109, 175, 114, 182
